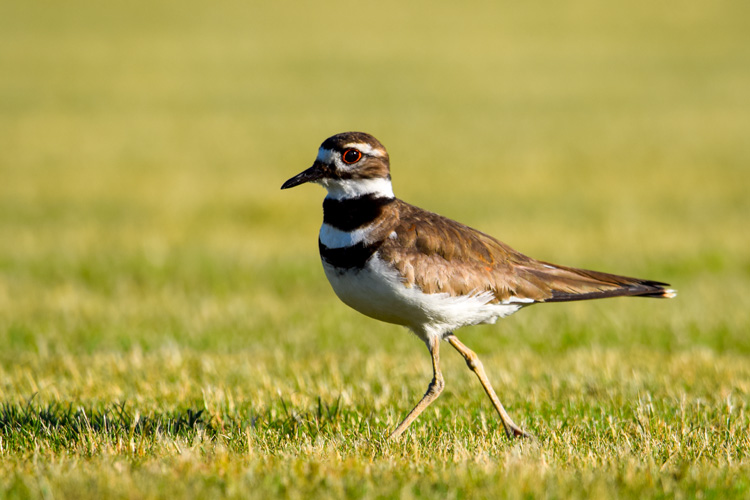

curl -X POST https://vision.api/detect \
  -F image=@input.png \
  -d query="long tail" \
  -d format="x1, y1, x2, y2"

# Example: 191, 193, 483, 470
521, 261, 677, 303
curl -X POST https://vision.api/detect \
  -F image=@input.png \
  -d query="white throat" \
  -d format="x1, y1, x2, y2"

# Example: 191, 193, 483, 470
321, 177, 395, 200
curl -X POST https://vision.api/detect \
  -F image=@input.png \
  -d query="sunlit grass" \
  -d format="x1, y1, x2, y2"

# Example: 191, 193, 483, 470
1, 0, 749, 498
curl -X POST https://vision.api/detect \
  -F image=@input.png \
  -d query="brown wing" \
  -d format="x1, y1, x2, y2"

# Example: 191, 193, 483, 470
377, 200, 674, 303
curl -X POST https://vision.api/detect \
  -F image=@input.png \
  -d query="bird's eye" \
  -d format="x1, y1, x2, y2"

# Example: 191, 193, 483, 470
341, 149, 362, 165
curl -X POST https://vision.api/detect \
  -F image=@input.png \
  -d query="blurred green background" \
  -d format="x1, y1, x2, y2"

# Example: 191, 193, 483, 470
1, 0, 749, 496
1, 0, 748, 358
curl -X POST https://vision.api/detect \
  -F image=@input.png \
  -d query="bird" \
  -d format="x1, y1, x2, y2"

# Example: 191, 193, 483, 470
281, 131, 676, 440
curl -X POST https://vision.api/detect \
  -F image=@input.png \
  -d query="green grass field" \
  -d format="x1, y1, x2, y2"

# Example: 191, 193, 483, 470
2, 0, 750, 498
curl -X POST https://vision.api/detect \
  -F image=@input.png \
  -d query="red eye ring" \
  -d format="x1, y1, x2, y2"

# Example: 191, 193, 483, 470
341, 149, 362, 165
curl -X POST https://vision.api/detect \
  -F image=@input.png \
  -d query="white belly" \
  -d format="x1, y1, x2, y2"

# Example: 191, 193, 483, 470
322, 253, 525, 343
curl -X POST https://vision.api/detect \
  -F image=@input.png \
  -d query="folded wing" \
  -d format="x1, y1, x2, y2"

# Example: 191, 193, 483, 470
377, 201, 675, 304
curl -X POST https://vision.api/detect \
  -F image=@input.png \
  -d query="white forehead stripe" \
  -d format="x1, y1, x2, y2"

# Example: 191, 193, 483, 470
317, 144, 384, 161
342, 142, 383, 157
316, 148, 337, 163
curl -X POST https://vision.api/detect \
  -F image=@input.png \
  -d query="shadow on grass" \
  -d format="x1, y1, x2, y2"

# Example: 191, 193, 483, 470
0, 396, 363, 453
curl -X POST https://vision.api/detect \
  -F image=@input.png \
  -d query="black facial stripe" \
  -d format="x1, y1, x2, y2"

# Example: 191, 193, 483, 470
318, 240, 382, 270
323, 195, 395, 231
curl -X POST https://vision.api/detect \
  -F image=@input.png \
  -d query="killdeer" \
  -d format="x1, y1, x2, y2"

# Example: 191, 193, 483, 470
281, 131, 675, 440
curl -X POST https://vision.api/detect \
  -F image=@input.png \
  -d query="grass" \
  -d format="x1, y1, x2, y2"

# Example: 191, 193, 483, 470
1, 0, 750, 498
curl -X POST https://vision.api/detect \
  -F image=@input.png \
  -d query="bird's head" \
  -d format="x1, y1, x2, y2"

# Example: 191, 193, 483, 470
281, 132, 393, 199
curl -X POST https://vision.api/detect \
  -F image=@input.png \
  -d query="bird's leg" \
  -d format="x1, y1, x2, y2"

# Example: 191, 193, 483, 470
388, 335, 445, 440
446, 334, 531, 439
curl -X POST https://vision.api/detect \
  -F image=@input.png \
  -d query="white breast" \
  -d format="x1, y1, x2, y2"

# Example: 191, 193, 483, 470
322, 253, 525, 344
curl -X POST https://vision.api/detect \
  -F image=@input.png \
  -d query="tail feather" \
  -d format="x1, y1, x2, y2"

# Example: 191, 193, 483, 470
522, 262, 677, 303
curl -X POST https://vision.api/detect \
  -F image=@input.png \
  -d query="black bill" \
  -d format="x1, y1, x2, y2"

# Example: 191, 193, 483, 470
281, 163, 326, 189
